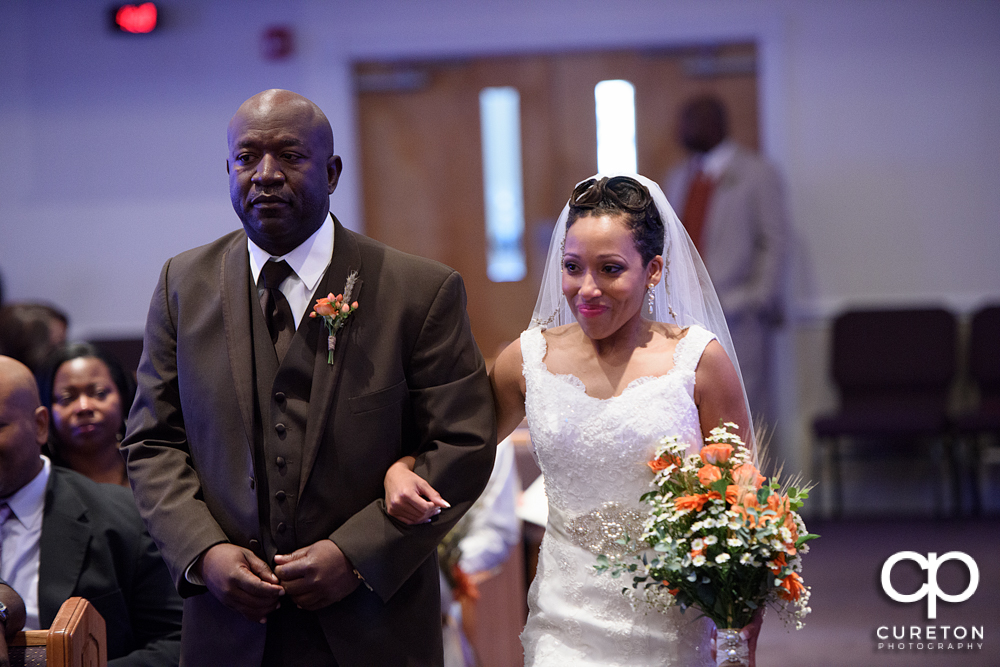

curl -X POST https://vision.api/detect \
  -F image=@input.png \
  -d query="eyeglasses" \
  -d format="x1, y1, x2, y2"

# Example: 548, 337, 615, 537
569, 176, 652, 212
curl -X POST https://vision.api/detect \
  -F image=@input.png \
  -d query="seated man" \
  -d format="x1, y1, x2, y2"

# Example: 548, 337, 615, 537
1, 580, 27, 667
0, 356, 181, 667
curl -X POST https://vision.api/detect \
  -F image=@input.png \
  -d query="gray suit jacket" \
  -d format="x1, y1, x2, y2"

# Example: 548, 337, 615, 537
665, 145, 789, 321
123, 217, 496, 665
39, 466, 182, 667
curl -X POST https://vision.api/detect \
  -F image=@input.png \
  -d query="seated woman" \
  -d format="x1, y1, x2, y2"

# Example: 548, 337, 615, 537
36, 343, 135, 487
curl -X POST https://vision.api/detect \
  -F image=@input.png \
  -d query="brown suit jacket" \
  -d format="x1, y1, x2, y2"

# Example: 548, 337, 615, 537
122, 217, 497, 665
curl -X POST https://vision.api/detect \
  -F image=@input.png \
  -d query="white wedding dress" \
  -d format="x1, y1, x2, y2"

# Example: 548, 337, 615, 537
520, 325, 716, 667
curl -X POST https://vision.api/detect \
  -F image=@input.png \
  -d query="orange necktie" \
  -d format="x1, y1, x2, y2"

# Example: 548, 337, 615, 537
682, 169, 714, 252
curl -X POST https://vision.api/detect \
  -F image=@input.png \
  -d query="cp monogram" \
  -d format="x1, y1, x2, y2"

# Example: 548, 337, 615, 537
880, 551, 979, 619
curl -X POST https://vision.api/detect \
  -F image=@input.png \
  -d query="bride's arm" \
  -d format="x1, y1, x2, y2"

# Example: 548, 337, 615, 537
693, 340, 752, 446
489, 339, 527, 444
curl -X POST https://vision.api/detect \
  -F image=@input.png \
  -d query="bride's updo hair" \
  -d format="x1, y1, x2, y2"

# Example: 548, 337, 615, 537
567, 176, 665, 266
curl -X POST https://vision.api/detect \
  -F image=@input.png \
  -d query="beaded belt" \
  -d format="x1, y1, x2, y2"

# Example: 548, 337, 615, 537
547, 502, 646, 558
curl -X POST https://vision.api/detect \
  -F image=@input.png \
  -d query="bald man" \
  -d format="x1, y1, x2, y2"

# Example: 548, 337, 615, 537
122, 89, 496, 665
0, 357, 181, 666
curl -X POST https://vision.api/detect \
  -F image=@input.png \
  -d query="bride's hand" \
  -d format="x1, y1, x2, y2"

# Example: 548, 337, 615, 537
384, 460, 450, 525
711, 606, 764, 667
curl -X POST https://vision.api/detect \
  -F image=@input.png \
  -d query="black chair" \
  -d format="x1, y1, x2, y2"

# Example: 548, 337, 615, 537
813, 308, 959, 516
957, 305, 1000, 514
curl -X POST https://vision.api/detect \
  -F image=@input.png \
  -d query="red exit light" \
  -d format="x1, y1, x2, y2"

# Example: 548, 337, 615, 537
113, 3, 158, 34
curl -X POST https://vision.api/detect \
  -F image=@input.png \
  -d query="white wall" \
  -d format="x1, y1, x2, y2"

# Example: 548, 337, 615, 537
3, 0, 997, 337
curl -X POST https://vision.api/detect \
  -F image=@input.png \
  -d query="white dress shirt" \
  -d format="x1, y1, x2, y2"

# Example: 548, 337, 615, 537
0, 456, 51, 631
699, 139, 738, 181
247, 215, 335, 329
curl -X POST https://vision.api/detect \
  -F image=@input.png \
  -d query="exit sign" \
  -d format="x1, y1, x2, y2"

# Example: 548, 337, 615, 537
109, 3, 159, 34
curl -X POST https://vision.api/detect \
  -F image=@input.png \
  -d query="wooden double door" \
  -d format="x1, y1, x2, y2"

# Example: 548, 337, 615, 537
355, 45, 759, 357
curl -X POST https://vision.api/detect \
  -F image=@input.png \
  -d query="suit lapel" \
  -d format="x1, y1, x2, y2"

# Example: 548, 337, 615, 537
221, 240, 258, 452
37, 472, 90, 628
299, 216, 363, 496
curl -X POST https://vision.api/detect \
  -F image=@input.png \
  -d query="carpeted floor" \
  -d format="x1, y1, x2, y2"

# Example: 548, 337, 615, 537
755, 518, 1000, 667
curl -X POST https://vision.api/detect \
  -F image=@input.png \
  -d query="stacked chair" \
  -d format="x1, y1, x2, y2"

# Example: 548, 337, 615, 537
812, 308, 959, 517
958, 305, 1000, 515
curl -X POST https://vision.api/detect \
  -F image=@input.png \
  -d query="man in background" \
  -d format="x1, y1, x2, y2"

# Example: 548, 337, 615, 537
664, 94, 790, 428
0, 356, 182, 666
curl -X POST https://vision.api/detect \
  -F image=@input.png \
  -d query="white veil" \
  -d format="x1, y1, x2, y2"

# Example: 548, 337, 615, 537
529, 172, 755, 446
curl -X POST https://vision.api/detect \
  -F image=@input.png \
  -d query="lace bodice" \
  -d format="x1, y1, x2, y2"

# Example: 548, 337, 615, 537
519, 324, 717, 667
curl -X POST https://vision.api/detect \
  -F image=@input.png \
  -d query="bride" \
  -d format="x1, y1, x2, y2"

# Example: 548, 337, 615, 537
386, 174, 759, 666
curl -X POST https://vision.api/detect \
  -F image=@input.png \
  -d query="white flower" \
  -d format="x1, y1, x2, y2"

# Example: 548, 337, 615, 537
740, 553, 753, 564
691, 538, 704, 550
703, 535, 718, 546
715, 553, 731, 564
727, 537, 743, 548
692, 555, 707, 567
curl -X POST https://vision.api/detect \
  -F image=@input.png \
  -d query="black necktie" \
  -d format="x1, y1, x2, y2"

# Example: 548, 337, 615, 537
259, 260, 295, 362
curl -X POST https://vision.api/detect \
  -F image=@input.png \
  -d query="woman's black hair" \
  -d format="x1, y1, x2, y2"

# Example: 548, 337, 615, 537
36, 342, 136, 463
566, 176, 665, 265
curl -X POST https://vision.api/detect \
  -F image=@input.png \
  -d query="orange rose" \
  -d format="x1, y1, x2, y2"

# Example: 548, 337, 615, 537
648, 453, 680, 472
313, 299, 336, 317
674, 494, 710, 512
700, 443, 733, 465
733, 463, 766, 490
697, 464, 722, 487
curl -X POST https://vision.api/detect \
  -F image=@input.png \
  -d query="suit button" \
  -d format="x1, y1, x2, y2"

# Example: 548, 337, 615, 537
249, 477, 255, 490
249, 539, 260, 551
277, 522, 286, 534
275, 423, 286, 435
275, 456, 286, 468
274, 391, 286, 404
275, 490, 286, 501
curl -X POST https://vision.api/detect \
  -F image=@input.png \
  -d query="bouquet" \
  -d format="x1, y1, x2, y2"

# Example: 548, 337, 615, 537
597, 423, 817, 653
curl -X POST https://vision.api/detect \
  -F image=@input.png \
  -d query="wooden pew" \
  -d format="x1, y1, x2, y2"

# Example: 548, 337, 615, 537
8, 598, 106, 667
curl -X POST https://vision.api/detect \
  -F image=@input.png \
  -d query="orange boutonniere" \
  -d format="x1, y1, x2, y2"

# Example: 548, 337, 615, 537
309, 270, 359, 364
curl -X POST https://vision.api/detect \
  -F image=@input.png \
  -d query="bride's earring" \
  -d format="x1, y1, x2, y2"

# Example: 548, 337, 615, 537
647, 284, 655, 313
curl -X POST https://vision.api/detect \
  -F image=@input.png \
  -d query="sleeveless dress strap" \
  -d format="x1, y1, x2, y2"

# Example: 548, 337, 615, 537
519, 327, 547, 372
673, 325, 718, 376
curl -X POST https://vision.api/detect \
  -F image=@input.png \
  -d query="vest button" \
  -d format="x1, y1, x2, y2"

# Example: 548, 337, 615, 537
275, 490, 287, 502
249, 539, 261, 551
275, 423, 286, 435
249, 477, 255, 490
276, 522, 287, 534
274, 391, 286, 404
275, 456, 286, 468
